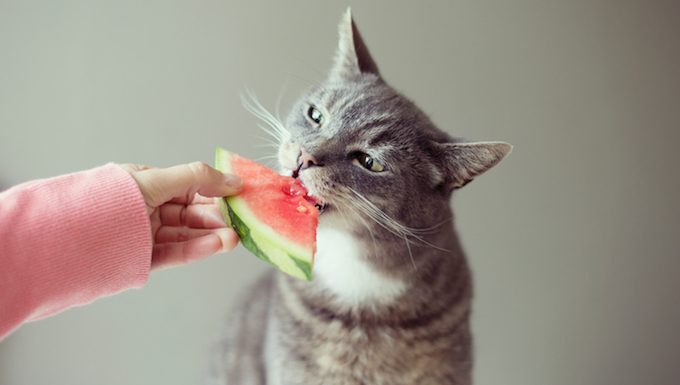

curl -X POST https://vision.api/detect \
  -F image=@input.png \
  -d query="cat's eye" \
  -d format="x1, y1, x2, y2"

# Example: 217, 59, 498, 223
354, 152, 385, 173
306, 106, 324, 126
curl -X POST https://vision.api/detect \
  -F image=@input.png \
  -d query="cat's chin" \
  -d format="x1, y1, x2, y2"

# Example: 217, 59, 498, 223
292, 169, 332, 213
317, 208, 344, 228
318, 208, 368, 236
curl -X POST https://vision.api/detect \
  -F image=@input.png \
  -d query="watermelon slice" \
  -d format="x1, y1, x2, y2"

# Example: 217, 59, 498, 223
214, 147, 318, 281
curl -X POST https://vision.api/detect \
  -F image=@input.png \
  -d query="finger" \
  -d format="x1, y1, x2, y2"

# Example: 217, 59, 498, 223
155, 227, 218, 243
144, 162, 242, 206
169, 193, 219, 205
151, 229, 240, 271
152, 234, 222, 270
159, 203, 226, 228
191, 194, 218, 204
216, 228, 240, 253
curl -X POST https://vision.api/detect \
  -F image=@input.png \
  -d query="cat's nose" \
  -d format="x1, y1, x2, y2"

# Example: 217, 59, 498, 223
297, 149, 319, 170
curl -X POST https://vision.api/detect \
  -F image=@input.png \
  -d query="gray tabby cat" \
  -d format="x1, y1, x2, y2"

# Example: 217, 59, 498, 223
212, 9, 511, 385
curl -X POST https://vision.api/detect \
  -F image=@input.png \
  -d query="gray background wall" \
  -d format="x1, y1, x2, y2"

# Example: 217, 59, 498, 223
1, 1, 679, 384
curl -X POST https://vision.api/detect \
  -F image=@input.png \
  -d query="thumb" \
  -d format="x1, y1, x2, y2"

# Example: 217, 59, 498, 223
141, 162, 242, 207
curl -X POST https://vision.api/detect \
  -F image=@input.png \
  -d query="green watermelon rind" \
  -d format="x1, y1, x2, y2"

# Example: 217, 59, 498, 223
215, 148, 314, 281
215, 148, 313, 259
218, 197, 312, 281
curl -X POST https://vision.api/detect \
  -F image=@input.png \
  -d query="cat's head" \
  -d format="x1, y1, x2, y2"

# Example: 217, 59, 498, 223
272, 10, 511, 247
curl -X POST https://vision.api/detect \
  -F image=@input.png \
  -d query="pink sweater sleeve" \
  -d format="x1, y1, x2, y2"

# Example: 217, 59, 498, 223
0, 164, 152, 340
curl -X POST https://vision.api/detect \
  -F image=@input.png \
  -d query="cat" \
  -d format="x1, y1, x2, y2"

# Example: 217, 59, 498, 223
211, 9, 511, 385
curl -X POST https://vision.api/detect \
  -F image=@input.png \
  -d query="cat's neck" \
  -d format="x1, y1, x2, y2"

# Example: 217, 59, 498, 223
313, 226, 408, 305
292, 221, 467, 312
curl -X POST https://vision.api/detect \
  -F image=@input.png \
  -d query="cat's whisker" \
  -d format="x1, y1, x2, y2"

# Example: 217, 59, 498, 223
275, 78, 289, 124
241, 90, 290, 143
253, 132, 279, 142
356, 200, 420, 246
254, 155, 279, 161
341, 196, 422, 270
253, 135, 280, 149
346, 187, 449, 253
347, 189, 420, 237
410, 217, 454, 234
255, 123, 283, 143
336, 195, 380, 260
254, 143, 280, 149
347, 188, 418, 233
336, 190, 406, 241
403, 234, 417, 271
253, 155, 280, 169
342, 194, 407, 240
357, 212, 380, 260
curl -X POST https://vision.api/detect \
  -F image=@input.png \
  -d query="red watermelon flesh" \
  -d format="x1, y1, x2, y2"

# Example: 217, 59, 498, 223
215, 148, 318, 280
232, 154, 319, 248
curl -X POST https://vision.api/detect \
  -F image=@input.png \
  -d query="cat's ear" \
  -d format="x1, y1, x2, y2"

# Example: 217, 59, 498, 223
435, 141, 512, 190
329, 8, 380, 81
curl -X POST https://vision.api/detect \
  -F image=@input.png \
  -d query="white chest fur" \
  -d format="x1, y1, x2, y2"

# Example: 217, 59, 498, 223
314, 227, 407, 306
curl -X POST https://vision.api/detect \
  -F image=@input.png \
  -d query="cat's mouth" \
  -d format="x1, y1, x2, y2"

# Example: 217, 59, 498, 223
304, 190, 327, 213
305, 189, 328, 214
313, 201, 328, 213
292, 164, 328, 214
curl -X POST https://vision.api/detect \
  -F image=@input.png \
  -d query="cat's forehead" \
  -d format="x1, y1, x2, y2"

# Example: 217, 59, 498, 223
310, 80, 418, 140
314, 79, 392, 112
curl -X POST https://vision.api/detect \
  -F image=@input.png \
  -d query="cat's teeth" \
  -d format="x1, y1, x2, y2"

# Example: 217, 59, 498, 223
314, 203, 327, 213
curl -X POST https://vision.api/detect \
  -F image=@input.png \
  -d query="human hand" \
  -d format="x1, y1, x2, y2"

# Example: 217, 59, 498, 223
120, 162, 242, 271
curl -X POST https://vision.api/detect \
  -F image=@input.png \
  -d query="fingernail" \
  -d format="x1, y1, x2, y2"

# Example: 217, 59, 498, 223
223, 173, 242, 188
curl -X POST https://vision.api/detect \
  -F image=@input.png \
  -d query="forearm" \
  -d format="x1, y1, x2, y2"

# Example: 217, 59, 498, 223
0, 164, 152, 340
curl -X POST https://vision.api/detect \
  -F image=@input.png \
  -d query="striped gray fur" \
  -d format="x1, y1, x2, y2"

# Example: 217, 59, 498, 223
211, 8, 511, 385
